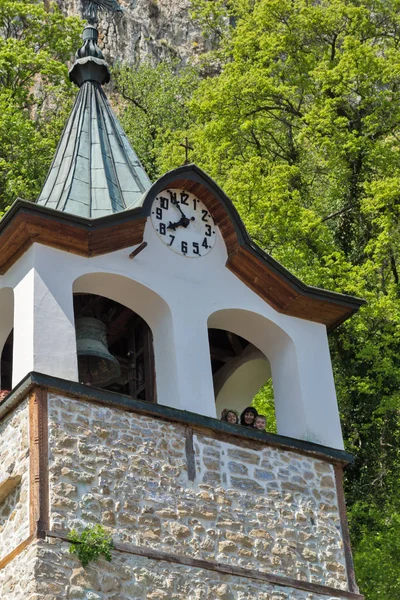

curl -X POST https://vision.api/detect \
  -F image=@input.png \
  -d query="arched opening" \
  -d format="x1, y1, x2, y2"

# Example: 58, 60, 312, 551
208, 309, 300, 435
0, 331, 13, 394
208, 328, 276, 431
0, 287, 14, 395
73, 293, 156, 401
73, 272, 178, 410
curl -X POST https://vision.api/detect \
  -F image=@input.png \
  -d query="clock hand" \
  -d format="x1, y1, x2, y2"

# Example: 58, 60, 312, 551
171, 199, 186, 218
167, 215, 195, 230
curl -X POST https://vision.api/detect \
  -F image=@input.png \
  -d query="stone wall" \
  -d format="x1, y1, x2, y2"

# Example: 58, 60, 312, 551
0, 536, 351, 600
0, 542, 37, 599
48, 393, 348, 593
0, 399, 29, 562
57, 0, 212, 65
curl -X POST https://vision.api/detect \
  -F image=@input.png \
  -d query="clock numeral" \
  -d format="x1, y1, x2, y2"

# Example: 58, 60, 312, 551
193, 198, 198, 211
202, 238, 209, 249
201, 209, 209, 222
193, 242, 200, 255
167, 190, 177, 204
156, 207, 163, 220
180, 191, 189, 205
168, 234, 175, 246
181, 241, 188, 254
159, 223, 166, 235
205, 224, 212, 237
160, 196, 169, 210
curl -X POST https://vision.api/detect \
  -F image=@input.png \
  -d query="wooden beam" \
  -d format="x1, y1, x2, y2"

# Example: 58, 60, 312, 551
107, 308, 134, 345
0, 474, 21, 504
185, 427, 196, 481
227, 331, 244, 356
29, 389, 49, 537
210, 346, 235, 363
0, 535, 35, 571
334, 465, 359, 594
46, 529, 364, 600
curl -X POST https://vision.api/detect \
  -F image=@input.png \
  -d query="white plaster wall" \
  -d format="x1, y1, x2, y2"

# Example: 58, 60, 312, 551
215, 358, 271, 418
12, 267, 78, 387
0, 216, 344, 448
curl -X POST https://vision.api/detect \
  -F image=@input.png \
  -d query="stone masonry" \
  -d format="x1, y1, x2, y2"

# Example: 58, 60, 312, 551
0, 537, 352, 600
0, 387, 360, 599
0, 399, 29, 563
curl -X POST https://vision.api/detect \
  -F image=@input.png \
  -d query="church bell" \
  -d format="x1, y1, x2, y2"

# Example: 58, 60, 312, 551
76, 317, 121, 387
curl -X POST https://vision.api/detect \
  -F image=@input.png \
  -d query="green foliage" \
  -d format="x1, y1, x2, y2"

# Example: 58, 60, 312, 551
351, 500, 400, 600
114, 2, 400, 596
252, 380, 277, 433
112, 60, 200, 180
0, 1, 82, 212
182, 3, 400, 595
68, 524, 114, 567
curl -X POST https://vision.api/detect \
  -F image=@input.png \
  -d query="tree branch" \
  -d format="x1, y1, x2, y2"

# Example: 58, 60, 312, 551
321, 205, 355, 223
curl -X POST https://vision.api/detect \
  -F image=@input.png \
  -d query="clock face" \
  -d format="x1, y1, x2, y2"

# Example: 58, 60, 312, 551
150, 188, 217, 257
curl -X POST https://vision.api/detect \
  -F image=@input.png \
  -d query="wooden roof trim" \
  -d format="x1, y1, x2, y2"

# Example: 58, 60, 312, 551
0, 199, 146, 274
139, 166, 365, 330
0, 165, 365, 330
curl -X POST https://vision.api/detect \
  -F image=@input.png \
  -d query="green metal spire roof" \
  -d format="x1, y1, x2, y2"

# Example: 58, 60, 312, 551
36, 18, 151, 218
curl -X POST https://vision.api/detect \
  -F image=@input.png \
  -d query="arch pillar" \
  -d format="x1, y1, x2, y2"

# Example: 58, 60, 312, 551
169, 309, 216, 418
12, 267, 78, 387
214, 348, 271, 418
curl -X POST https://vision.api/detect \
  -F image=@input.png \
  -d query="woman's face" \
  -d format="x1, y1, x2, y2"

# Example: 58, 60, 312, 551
244, 411, 255, 425
226, 411, 237, 424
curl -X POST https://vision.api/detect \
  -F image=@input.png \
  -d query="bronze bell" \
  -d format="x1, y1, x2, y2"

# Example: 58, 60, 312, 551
76, 317, 121, 387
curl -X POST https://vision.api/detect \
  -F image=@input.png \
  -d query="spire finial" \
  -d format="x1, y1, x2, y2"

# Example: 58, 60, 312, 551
70, 0, 123, 87
82, 0, 123, 26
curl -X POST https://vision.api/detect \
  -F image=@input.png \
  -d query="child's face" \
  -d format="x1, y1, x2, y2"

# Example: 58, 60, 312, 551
254, 416, 266, 430
226, 411, 237, 424
244, 411, 255, 425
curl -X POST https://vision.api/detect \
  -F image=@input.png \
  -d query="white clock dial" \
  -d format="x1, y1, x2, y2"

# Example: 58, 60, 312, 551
151, 188, 217, 257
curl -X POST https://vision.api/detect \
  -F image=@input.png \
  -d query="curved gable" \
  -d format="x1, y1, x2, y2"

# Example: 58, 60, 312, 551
141, 165, 365, 331
0, 164, 364, 330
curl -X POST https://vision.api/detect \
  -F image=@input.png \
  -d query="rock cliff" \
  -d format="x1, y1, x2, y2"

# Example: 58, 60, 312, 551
57, 0, 209, 65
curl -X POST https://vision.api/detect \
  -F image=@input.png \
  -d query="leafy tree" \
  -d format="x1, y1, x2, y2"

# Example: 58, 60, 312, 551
112, 60, 200, 180
130, 2, 400, 596
0, 1, 82, 214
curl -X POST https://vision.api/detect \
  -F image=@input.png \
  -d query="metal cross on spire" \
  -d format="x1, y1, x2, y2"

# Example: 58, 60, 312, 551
180, 137, 194, 165
82, 0, 123, 25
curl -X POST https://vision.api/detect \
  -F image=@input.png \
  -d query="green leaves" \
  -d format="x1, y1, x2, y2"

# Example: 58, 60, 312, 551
112, 60, 200, 181
0, 1, 82, 211
122, 2, 400, 595
68, 524, 114, 567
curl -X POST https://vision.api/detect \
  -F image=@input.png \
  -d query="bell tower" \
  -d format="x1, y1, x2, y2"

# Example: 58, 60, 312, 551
0, 2, 364, 598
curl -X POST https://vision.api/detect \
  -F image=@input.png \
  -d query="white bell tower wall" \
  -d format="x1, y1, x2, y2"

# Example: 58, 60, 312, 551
208, 308, 343, 448
6, 245, 78, 388
0, 214, 344, 449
